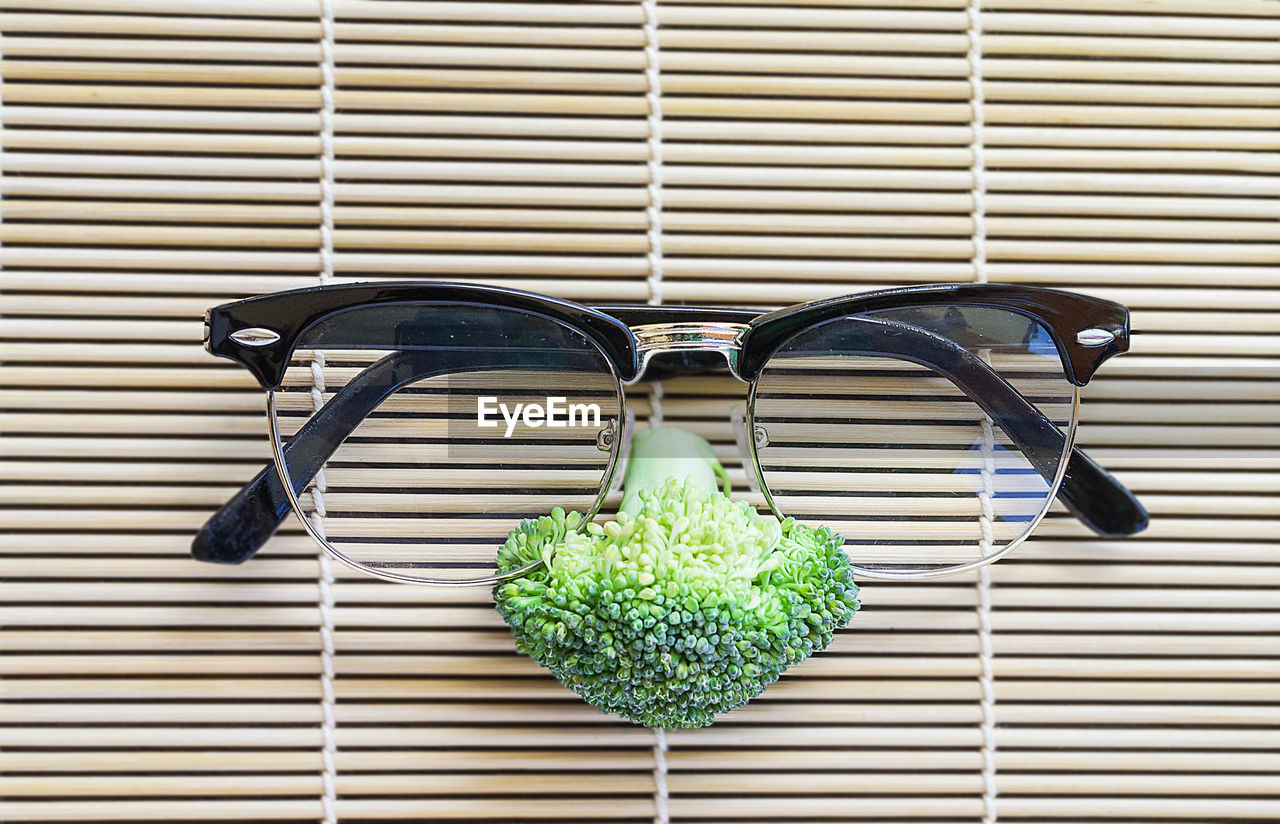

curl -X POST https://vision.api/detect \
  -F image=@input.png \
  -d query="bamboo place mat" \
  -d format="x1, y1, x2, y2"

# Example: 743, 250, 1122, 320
2, 0, 1279, 821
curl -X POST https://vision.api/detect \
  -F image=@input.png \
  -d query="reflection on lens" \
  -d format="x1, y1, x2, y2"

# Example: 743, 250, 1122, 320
270, 302, 623, 584
750, 306, 1076, 576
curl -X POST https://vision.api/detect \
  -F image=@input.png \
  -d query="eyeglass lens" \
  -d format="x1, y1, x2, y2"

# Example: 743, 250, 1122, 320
270, 302, 624, 584
750, 306, 1076, 576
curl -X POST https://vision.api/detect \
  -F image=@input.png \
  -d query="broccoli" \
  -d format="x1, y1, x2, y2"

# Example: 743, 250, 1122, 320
493, 426, 860, 728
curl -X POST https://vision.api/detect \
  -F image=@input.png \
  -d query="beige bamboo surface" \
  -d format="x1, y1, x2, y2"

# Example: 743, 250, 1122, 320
1, 0, 1279, 821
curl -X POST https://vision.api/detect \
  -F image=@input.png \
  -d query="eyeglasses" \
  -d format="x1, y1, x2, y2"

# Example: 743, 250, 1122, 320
193, 281, 1147, 585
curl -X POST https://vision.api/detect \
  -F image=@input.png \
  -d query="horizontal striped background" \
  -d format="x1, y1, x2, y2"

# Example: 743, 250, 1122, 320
1, 1, 1277, 821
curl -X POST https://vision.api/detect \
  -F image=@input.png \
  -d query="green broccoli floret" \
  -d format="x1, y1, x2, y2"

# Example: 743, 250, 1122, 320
493, 427, 860, 728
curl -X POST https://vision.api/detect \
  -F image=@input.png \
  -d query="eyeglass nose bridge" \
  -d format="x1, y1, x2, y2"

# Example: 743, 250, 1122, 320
628, 321, 750, 384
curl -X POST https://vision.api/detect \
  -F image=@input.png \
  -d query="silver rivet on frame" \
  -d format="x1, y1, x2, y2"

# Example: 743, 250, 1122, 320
1076, 327, 1117, 347
228, 327, 282, 347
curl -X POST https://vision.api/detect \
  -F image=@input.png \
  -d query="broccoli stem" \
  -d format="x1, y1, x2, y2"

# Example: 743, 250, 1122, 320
618, 426, 731, 517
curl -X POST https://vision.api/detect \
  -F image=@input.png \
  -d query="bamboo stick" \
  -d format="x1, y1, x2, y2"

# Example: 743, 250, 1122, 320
9, 34, 1280, 87
993, 563, 1280, 588
10, 241, 1280, 273
669, 798, 1280, 819
0, 773, 653, 798
1, 12, 317, 38
1018, 536, 1280, 561
2, 225, 980, 258
669, 772, 1280, 796
9, 268, 1280, 304
0, 725, 975, 751
0, 628, 512, 651
10, 154, 1280, 197
667, 724, 1280, 750
9, 194, 1280, 223
0, 9, 1267, 59
1035, 517, 1280, 541
0, 798, 653, 822
3, 701, 638, 727
986, 58, 1280, 85
659, 0, 969, 6
0, 436, 270, 460
5, 177, 1279, 217
0, 367, 257, 389
0, 676, 990, 701
991, 609, 1280, 632
4, 6, 1278, 52
12, 79, 1280, 126
984, 33, 1280, 62
0, 318, 200, 340
18, 57, 1280, 108
9, 1, 969, 29
6, 132, 988, 166
7, 104, 1280, 150
9, 652, 1134, 679
1, 248, 657, 275
3, 62, 975, 100
0, 276, 649, 305
0, 393, 265, 412
0, 750, 652, 773
985, 11, 1280, 38
9, 674, 1234, 704
1, 16, 970, 53
5, 84, 978, 120
985, 0, 1280, 15
995, 799, 1280, 820
676, 749, 1280, 773
17, 208, 1280, 242
2, 154, 982, 186
3, 106, 972, 142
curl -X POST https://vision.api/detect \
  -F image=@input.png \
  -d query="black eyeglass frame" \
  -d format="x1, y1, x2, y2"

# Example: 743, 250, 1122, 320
196, 280, 1148, 582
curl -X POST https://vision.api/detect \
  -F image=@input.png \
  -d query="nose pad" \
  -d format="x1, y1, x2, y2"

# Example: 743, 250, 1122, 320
729, 403, 762, 494
596, 418, 617, 452
607, 407, 637, 494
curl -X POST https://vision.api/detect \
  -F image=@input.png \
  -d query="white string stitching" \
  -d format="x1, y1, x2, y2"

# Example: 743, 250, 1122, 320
651, 727, 670, 824
642, 0, 666, 430
641, 6, 670, 823
641, 0, 665, 308
642, 0, 666, 436
647, 379, 665, 430
976, 359, 998, 824
316, 2, 339, 821
969, 1, 997, 817
976, 563, 998, 824
0, 16, 6, 797
967, 0, 987, 288
318, 0, 337, 288
0, 21, 4, 344
978, 414, 997, 554
311, 356, 338, 824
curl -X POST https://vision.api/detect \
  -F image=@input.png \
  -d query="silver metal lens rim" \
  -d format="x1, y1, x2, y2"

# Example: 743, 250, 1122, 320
265, 354, 1078, 585
744, 381, 1081, 581
265, 361, 627, 589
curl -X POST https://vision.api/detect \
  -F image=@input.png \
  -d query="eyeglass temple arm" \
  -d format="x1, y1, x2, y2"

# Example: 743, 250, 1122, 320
192, 348, 437, 564
826, 318, 1146, 539
192, 347, 602, 564
193, 323, 1146, 565
1058, 449, 1147, 539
